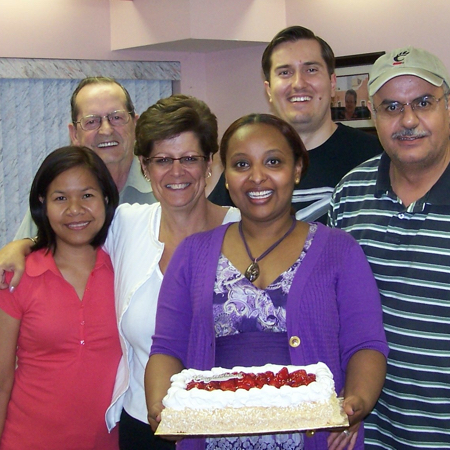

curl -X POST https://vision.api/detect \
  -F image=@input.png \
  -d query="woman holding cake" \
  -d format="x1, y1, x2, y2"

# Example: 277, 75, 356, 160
146, 114, 389, 450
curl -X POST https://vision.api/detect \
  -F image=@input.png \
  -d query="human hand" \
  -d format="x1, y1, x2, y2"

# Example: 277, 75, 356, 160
341, 394, 366, 425
0, 240, 30, 290
148, 402, 182, 442
147, 401, 164, 432
327, 423, 359, 450
327, 392, 365, 450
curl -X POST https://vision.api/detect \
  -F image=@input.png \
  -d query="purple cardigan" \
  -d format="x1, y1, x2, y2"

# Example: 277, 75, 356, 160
151, 222, 388, 450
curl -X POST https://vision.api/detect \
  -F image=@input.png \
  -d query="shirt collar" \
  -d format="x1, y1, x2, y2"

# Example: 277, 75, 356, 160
375, 151, 450, 205
428, 160, 450, 205
120, 156, 152, 195
27, 248, 113, 278
26, 249, 59, 277
374, 152, 392, 198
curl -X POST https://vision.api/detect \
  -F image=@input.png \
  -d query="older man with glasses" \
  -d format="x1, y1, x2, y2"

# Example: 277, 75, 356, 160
14, 77, 156, 239
329, 47, 450, 449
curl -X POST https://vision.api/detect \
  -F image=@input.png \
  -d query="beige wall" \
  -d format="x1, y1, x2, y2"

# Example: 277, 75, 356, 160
285, 0, 450, 61
1, 0, 450, 137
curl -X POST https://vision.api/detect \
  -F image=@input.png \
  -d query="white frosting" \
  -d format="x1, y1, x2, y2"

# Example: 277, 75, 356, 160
163, 362, 335, 411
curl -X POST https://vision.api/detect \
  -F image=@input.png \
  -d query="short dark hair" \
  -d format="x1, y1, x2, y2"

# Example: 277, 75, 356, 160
262, 26, 335, 82
70, 77, 136, 123
30, 146, 119, 253
134, 94, 218, 160
219, 113, 309, 177
346, 89, 357, 102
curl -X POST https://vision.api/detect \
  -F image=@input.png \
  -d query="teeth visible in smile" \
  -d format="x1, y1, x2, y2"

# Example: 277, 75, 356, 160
67, 222, 89, 229
290, 96, 312, 103
167, 183, 190, 190
98, 141, 119, 148
248, 190, 273, 199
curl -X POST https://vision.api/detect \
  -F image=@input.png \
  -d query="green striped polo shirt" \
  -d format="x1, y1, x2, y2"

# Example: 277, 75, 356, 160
329, 152, 450, 449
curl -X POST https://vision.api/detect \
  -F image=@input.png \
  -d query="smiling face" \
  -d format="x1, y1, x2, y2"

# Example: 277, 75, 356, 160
264, 39, 336, 136
141, 131, 211, 210
44, 166, 106, 252
371, 75, 450, 170
224, 123, 302, 223
68, 83, 138, 169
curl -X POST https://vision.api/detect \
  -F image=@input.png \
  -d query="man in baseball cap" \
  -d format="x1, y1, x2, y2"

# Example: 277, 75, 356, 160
329, 46, 450, 449
369, 46, 450, 95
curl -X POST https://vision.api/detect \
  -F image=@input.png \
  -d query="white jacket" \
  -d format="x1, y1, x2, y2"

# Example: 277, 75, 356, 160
104, 203, 240, 430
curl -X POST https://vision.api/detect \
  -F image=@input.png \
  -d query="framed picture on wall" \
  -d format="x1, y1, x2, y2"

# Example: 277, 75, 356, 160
331, 51, 385, 131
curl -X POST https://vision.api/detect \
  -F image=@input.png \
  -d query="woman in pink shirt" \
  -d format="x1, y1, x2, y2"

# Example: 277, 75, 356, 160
0, 146, 121, 450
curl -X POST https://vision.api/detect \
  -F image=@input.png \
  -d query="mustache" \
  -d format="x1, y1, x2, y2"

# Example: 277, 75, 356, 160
391, 129, 430, 139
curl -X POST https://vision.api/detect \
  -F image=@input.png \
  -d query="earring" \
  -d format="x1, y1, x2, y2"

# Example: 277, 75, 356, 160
295, 177, 300, 184
206, 171, 212, 179
225, 182, 229, 190
144, 173, 151, 182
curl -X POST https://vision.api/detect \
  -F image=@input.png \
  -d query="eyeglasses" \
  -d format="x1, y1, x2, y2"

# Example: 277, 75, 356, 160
144, 155, 208, 168
74, 110, 133, 131
373, 94, 447, 118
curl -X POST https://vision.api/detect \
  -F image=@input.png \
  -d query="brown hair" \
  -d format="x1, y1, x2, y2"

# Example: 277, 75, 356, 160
261, 26, 335, 82
134, 94, 218, 160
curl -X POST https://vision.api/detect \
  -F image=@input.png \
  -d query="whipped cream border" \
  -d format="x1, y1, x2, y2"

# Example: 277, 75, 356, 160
163, 362, 335, 410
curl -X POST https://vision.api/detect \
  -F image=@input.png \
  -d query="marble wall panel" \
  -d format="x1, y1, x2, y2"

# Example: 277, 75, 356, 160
0, 59, 180, 246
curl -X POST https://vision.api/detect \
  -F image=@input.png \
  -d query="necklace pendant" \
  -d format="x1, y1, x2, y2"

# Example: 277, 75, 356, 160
245, 261, 260, 282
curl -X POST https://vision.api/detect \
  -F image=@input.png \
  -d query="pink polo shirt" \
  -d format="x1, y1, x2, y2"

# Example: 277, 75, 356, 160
0, 248, 120, 450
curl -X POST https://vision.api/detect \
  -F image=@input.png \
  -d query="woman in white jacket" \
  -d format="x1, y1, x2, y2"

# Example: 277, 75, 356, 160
104, 95, 240, 449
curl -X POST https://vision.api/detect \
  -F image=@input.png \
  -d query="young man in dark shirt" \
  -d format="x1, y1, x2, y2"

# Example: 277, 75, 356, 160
209, 26, 381, 223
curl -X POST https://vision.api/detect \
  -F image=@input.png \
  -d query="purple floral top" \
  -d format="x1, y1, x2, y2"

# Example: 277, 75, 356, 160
206, 224, 317, 450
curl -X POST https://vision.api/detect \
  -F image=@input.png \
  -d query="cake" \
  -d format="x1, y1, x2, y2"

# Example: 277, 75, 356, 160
155, 362, 348, 436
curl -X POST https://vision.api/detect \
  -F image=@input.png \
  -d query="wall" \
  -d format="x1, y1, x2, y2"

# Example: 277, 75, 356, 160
204, 44, 269, 137
285, 0, 450, 67
0, 0, 208, 99
3, 0, 450, 139
0, 1, 109, 59
109, 0, 287, 50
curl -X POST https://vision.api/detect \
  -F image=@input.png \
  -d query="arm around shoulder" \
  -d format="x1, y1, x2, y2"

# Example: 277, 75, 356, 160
0, 239, 33, 290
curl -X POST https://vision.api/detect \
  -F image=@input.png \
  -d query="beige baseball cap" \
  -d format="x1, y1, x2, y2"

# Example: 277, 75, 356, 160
369, 46, 450, 96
